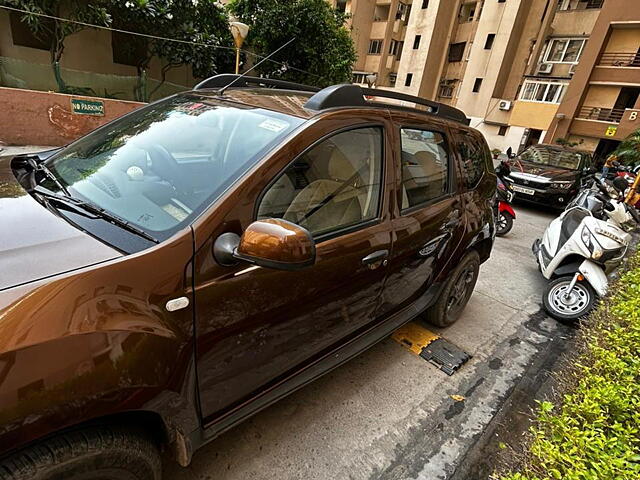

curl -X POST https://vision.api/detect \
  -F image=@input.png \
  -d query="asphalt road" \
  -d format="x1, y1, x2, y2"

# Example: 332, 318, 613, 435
165, 204, 563, 480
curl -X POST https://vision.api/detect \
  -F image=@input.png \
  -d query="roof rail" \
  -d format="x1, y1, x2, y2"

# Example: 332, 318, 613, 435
304, 84, 470, 125
194, 74, 321, 93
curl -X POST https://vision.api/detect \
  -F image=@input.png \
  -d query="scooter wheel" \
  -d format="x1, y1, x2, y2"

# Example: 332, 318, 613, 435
496, 212, 513, 236
543, 276, 596, 322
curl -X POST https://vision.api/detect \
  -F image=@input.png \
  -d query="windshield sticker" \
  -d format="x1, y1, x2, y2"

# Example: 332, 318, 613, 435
259, 119, 289, 133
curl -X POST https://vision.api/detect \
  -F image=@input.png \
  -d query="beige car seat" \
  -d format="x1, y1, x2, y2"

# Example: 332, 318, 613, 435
284, 148, 363, 234
257, 174, 296, 218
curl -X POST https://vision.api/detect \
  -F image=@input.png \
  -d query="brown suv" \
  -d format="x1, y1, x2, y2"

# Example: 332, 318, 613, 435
0, 75, 495, 480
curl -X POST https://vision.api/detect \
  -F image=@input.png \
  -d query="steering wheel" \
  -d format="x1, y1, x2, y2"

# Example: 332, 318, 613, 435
145, 145, 189, 193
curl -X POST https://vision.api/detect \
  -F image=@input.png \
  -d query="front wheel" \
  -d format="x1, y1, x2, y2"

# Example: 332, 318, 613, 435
425, 250, 480, 328
0, 425, 162, 480
543, 276, 596, 322
496, 211, 514, 236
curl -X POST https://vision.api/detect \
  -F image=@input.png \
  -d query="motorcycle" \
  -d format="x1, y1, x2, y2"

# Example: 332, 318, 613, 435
495, 160, 516, 236
532, 179, 638, 321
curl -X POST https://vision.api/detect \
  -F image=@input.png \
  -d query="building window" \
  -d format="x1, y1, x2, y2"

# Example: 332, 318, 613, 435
422, 0, 430, 8
368, 39, 383, 55
472, 78, 483, 93
439, 80, 456, 98
558, 0, 604, 10
544, 38, 586, 64
448, 42, 466, 62
413, 35, 422, 49
396, 41, 405, 60
396, 2, 410, 23
498, 125, 508, 136
484, 33, 495, 50
353, 73, 367, 84
405, 73, 414, 87
389, 73, 398, 87
459, 3, 476, 23
9, 12, 52, 50
519, 80, 568, 103
374, 4, 390, 21
498, 0, 506, 3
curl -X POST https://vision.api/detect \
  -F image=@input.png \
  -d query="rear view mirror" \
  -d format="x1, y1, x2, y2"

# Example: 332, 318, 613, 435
214, 219, 316, 270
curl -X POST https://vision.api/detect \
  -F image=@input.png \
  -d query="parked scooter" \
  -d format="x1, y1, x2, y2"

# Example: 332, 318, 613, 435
494, 159, 516, 236
532, 183, 637, 321
496, 176, 516, 236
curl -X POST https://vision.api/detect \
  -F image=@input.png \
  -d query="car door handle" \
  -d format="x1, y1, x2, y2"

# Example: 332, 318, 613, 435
362, 250, 389, 268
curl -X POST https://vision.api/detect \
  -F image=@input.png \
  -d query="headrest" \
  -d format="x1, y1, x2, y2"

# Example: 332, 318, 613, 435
328, 148, 357, 181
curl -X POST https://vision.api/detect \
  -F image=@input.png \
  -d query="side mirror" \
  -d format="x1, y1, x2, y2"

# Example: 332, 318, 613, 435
214, 218, 316, 270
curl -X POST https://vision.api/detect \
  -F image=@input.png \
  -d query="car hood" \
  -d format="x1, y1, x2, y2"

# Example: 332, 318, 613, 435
0, 156, 122, 291
510, 160, 578, 182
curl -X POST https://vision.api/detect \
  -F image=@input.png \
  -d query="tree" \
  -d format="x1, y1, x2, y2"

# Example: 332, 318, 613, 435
613, 129, 640, 167
0, 0, 111, 92
106, 0, 234, 101
227, 0, 356, 87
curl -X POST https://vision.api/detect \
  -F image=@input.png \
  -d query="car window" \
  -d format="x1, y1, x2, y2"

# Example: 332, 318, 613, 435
400, 128, 449, 210
455, 131, 486, 188
45, 95, 303, 241
257, 127, 383, 238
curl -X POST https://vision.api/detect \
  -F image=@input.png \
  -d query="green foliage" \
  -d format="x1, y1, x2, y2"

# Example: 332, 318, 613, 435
0, 0, 111, 63
107, 0, 234, 100
227, 0, 356, 87
501, 248, 640, 480
613, 130, 640, 167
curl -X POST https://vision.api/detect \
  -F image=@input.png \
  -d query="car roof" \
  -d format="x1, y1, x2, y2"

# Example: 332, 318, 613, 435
189, 75, 472, 128
192, 88, 316, 119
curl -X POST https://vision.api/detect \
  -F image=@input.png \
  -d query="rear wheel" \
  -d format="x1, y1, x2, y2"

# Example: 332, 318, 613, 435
426, 251, 480, 328
496, 212, 513, 236
543, 276, 596, 322
0, 425, 161, 480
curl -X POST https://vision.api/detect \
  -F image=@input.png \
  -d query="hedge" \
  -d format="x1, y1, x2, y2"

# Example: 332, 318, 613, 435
501, 246, 640, 480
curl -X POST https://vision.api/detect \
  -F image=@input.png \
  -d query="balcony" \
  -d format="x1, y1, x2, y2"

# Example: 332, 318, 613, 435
577, 106, 625, 123
572, 107, 640, 140
599, 52, 640, 67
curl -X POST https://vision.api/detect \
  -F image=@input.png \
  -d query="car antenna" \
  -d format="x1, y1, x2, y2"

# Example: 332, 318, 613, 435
219, 37, 297, 96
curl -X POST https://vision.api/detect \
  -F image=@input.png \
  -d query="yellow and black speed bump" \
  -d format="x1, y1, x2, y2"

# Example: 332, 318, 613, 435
392, 322, 471, 376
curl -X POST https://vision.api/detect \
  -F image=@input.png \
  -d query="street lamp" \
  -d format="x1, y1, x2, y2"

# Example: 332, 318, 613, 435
230, 21, 250, 75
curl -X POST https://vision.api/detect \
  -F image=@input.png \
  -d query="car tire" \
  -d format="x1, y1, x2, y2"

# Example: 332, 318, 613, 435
543, 275, 596, 322
0, 425, 161, 480
496, 212, 514, 236
425, 250, 480, 328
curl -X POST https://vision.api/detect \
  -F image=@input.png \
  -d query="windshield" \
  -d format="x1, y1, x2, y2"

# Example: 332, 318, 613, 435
45, 94, 304, 240
519, 146, 583, 170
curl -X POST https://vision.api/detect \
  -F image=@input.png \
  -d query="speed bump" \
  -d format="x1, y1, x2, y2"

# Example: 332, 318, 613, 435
392, 322, 471, 375
392, 322, 440, 354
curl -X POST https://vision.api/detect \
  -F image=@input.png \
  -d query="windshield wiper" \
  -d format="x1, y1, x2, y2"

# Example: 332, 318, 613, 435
33, 186, 159, 244
23, 156, 71, 195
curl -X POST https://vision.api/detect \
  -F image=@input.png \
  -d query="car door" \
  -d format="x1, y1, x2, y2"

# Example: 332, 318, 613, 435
192, 118, 394, 423
379, 114, 466, 316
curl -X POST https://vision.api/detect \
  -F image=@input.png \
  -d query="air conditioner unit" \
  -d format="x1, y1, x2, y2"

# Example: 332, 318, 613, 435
538, 63, 554, 74
499, 100, 512, 111
569, 64, 578, 75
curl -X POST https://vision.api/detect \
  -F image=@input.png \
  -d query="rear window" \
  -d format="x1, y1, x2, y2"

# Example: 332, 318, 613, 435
455, 130, 488, 189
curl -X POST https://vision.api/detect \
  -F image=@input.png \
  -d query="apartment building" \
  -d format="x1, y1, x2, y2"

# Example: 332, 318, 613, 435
544, 0, 640, 162
333, 0, 615, 155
